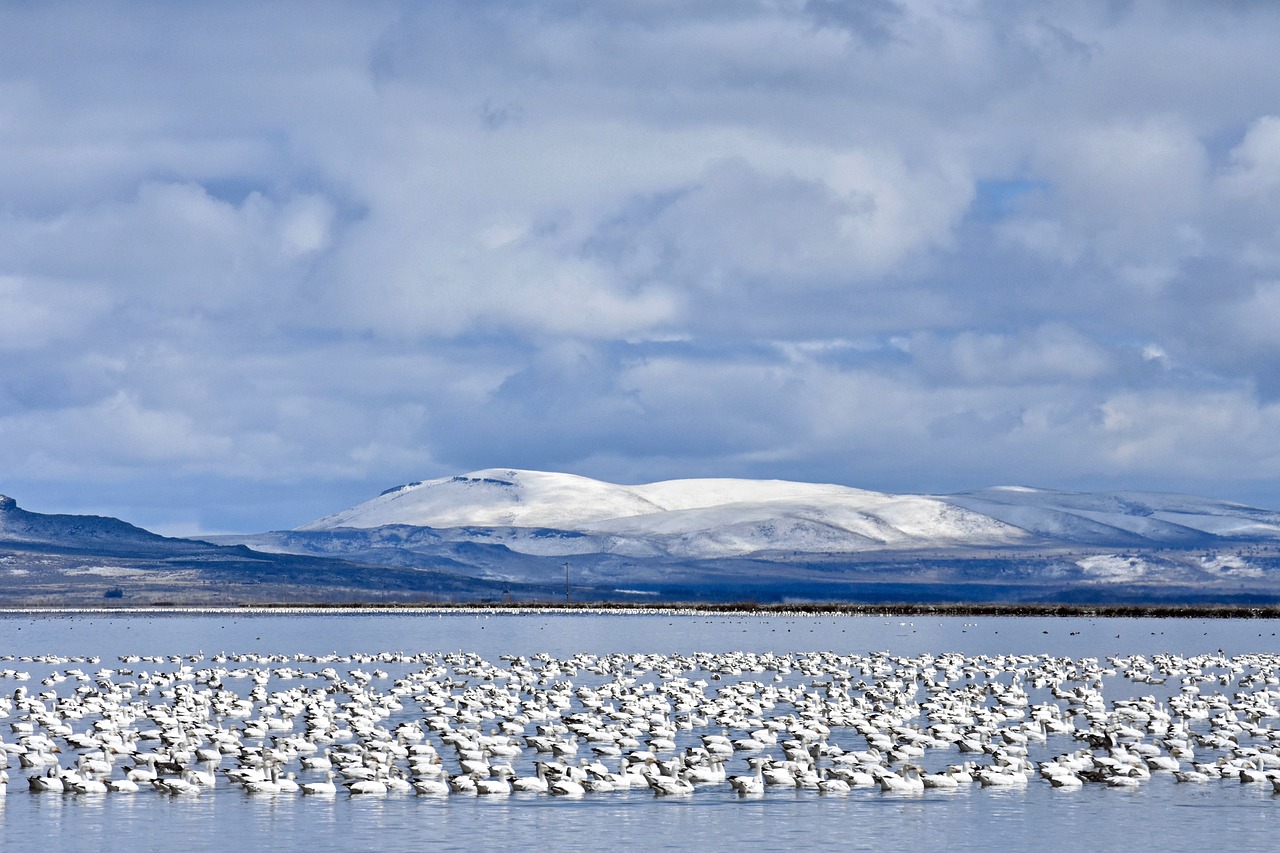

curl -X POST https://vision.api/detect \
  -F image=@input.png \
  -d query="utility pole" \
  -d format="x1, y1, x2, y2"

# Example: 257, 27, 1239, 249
564, 562, 570, 602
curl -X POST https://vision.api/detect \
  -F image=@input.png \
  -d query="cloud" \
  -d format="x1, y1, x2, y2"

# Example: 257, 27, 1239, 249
1220, 115, 1280, 200
1032, 118, 1207, 265
5, 1, 1280, 532
0, 276, 111, 352
0, 392, 234, 475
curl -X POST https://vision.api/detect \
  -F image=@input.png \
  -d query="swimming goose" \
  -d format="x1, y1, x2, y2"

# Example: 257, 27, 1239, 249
301, 771, 338, 795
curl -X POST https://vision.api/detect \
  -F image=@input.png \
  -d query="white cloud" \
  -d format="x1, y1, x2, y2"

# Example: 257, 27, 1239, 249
0, 392, 233, 473
1031, 118, 1207, 266
0, 276, 110, 351
910, 326, 1115, 385
7, 1, 1280, 530
1220, 115, 1280, 200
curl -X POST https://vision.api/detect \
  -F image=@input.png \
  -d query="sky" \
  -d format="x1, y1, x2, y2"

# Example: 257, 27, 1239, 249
4, 1, 1280, 535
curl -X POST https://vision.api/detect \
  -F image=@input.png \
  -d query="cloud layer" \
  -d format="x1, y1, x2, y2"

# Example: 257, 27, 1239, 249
4, 1, 1280, 532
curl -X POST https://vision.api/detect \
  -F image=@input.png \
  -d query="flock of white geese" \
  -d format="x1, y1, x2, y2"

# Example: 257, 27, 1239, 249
3, 647, 1280, 799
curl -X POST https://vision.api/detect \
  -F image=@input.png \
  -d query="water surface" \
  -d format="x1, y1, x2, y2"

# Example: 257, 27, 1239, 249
1, 611, 1277, 852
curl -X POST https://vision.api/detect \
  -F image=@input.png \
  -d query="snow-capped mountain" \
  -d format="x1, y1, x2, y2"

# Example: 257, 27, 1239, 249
8, 474, 1280, 606
294, 469, 1280, 559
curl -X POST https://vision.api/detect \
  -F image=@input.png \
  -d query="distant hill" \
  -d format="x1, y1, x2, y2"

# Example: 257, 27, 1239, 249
0, 493, 196, 556
0, 494, 539, 605
213, 470, 1280, 605
294, 469, 1280, 556
8, 471, 1280, 606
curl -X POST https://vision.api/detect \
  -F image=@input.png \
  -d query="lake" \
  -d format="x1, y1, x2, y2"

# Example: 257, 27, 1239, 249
1, 609, 1279, 851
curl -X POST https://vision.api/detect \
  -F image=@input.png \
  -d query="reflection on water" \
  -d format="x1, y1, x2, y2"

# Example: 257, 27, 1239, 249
1, 611, 1279, 852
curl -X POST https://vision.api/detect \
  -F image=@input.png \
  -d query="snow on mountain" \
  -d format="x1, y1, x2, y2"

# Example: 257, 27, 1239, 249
579, 494, 1028, 557
298, 470, 666, 530
630, 477, 880, 510
296, 470, 1030, 558
295, 470, 1280, 561
943, 487, 1280, 543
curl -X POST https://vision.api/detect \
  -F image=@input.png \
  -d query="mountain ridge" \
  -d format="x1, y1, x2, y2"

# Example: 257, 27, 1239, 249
8, 474, 1280, 606
294, 469, 1280, 556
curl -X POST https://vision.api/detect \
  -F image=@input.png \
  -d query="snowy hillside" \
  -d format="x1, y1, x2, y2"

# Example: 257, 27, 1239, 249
294, 469, 1280, 560
299, 471, 667, 530
945, 487, 1280, 544
10, 476, 1280, 607
298, 469, 1030, 557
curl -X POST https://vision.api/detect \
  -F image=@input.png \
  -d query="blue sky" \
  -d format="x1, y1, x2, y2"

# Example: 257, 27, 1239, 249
4, 1, 1280, 534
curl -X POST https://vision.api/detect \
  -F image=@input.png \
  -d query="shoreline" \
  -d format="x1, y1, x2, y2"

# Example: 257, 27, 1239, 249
2, 601, 1280, 618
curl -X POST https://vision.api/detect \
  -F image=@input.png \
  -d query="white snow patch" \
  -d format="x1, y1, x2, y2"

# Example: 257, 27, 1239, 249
64, 566, 149, 577
1200, 554, 1264, 578
1076, 554, 1150, 581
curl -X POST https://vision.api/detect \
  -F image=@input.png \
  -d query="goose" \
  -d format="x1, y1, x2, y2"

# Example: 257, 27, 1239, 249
69, 770, 109, 794
411, 776, 450, 796
616, 756, 654, 789
186, 764, 218, 788
346, 774, 390, 795
14, 642, 1280, 813
1048, 772, 1084, 788
1106, 774, 1142, 788
106, 777, 140, 793
474, 774, 511, 795
836, 766, 880, 788
682, 757, 726, 785
582, 773, 617, 793
152, 775, 202, 796
1239, 764, 1272, 784
243, 771, 283, 794
126, 756, 160, 783
301, 750, 333, 771
728, 758, 766, 795
761, 761, 797, 787
547, 775, 586, 797
877, 765, 925, 794
816, 770, 851, 794
301, 770, 338, 795
28, 766, 64, 793
647, 771, 694, 796
976, 765, 1029, 787
922, 769, 960, 789
512, 763, 550, 793
446, 773, 478, 794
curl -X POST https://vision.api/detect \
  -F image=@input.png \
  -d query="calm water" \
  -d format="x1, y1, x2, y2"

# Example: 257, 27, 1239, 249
2, 610, 1279, 852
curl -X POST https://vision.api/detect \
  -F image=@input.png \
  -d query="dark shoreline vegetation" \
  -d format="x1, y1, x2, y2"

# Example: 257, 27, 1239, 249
49, 600, 1280, 618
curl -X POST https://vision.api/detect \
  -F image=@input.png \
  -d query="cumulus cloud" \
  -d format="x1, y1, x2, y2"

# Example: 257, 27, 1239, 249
1220, 115, 1280, 200
4, 1, 1280, 532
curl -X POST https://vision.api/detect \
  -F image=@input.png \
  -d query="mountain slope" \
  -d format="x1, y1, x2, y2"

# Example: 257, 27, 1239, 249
10, 473, 1280, 607
296, 469, 1280, 558
0, 494, 203, 556
0, 494, 559, 605
299, 471, 668, 530
944, 487, 1280, 544
298, 469, 1033, 556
